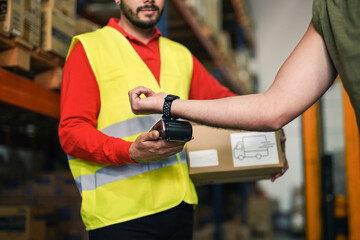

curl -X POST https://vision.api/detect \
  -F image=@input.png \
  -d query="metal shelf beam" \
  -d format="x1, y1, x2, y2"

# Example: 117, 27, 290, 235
0, 68, 60, 119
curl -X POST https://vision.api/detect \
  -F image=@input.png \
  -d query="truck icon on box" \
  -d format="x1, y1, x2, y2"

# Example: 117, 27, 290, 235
233, 135, 275, 160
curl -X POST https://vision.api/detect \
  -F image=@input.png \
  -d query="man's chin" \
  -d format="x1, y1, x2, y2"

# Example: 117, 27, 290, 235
139, 15, 159, 23
135, 20, 158, 29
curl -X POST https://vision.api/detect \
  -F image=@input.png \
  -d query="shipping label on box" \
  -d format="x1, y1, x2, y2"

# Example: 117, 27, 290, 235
186, 125, 284, 185
0, 0, 6, 22
188, 149, 219, 168
0, 0, 25, 36
230, 131, 279, 167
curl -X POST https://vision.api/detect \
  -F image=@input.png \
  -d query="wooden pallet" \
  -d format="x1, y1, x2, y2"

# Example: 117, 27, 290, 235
0, 34, 64, 90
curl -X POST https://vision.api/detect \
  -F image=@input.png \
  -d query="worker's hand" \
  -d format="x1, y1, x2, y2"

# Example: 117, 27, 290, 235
129, 130, 185, 163
128, 86, 166, 115
271, 128, 289, 182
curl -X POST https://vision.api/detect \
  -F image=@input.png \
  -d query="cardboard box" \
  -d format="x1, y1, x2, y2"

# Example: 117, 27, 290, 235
23, 0, 41, 47
248, 197, 275, 237
41, 0, 77, 18
0, 206, 31, 240
76, 17, 99, 35
29, 219, 46, 240
0, 47, 30, 71
0, 0, 25, 36
34, 67, 62, 89
0, 206, 47, 240
186, 125, 284, 185
41, 7, 75, 58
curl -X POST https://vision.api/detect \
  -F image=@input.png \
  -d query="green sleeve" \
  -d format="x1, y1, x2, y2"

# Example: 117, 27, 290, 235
312, 0, 324, 36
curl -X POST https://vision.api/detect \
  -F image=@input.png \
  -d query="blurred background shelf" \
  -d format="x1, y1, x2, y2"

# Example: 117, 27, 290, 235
0, 68, 60, 119
0, 34, 65, 70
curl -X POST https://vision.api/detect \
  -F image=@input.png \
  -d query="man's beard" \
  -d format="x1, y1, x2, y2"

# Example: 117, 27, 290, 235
120, 1, 164, 29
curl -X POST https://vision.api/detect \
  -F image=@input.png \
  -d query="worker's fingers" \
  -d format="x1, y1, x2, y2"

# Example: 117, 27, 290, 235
128, 86, 155, 99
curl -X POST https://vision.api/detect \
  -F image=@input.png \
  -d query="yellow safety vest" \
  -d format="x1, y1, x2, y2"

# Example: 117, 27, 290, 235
66, 26, 198, 230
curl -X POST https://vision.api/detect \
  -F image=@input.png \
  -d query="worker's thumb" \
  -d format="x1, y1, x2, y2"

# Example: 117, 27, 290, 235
147, 130, 160, 141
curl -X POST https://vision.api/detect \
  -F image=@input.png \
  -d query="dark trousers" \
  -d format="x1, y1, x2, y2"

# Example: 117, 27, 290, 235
89, 202, 194, 240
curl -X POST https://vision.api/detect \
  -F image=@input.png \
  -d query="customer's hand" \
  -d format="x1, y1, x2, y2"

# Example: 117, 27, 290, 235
271, 128, 289, 182
129, 130, 185, 163
128, 86, 166, 115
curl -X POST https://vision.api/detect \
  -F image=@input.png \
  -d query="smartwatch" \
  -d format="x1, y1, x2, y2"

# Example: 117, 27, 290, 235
163, 94, 179, 119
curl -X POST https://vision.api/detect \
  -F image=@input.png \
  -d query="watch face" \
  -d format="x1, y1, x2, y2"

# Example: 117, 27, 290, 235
165, 94, 179, 101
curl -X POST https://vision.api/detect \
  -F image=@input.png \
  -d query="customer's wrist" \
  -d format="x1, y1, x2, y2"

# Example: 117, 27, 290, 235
162, 94, 179, 119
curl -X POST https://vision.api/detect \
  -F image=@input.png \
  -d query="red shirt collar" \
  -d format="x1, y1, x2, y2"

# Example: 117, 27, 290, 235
107, 18, 161, 43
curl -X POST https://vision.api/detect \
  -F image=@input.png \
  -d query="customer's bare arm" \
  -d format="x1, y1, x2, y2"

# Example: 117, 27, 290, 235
129, 20, 337, 131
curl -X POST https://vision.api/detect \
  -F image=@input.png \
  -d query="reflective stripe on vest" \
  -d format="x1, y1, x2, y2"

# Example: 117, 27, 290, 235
67, 114, 161, 161
71, 150, 187, 194
67, 114, 188, 194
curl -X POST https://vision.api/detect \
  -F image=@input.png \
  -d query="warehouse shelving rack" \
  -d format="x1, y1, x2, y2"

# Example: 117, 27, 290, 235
0, 33, 62, 119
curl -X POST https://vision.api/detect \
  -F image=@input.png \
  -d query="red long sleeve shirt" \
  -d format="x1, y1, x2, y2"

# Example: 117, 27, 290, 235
59, 18, 236, 165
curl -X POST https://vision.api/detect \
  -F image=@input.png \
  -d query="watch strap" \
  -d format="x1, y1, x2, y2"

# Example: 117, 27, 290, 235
163, 94, 179, 119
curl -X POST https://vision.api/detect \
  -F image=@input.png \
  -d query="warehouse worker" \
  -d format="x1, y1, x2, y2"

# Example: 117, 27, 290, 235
129, 0, 360, 134
58, 0, 287, 239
